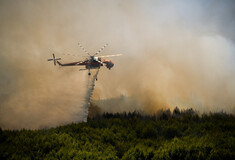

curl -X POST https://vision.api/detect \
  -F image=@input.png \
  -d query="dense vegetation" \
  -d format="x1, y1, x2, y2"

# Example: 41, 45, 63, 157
0, 106, 235, 160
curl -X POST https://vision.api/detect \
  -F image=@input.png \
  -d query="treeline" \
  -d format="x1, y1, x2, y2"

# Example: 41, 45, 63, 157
93, 107, 198, 120
0, 107, 235, 159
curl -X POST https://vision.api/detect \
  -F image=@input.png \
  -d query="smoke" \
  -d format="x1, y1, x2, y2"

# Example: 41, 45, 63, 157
0, 0, 235, 129
92, 0, 235, 113
0, 0, 92, 129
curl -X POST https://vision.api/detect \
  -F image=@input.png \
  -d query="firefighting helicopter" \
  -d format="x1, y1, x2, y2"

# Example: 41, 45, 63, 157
47, 43, 122, 78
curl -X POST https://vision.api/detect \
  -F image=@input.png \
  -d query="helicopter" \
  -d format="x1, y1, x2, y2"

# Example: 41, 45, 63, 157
47, 43, 122, 78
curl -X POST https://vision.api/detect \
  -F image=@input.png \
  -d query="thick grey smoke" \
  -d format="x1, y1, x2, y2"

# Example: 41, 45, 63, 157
93, 0, 235, 113
0, 0, 91, 129
0, 0, 235, 129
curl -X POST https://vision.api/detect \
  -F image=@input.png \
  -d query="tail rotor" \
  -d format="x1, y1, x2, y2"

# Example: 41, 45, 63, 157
48, 53, 61, 66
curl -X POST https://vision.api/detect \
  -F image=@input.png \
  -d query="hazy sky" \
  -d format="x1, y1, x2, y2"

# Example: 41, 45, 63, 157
0, 0, 235, 129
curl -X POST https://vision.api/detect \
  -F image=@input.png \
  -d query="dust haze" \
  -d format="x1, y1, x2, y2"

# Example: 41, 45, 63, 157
0, 0, 235, 129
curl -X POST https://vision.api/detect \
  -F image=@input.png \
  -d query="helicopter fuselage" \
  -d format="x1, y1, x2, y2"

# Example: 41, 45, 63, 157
85, 58, 114, 70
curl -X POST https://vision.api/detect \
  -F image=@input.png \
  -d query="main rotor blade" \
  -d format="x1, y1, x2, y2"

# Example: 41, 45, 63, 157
97, 60, 104, 65
48, 59, 53, 61
99, 54, 122, 58
93, 43, 108, 56
62, 53, 89, 58
78, 43, 91, 56
62, 53, 80, 57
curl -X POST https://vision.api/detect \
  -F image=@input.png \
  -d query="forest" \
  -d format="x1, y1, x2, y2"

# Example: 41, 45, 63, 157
0, 105, 235, 160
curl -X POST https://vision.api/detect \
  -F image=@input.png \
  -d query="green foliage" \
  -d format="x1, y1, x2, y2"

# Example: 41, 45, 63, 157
1, 108, 235, 159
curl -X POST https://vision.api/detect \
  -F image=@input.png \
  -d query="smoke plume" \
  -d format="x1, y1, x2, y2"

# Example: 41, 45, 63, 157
0, 0, 235, 129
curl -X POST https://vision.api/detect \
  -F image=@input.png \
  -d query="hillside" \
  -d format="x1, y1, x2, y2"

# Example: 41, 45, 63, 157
1, 107, 235, 160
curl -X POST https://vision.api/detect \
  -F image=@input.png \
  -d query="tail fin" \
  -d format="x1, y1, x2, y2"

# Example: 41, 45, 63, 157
57, 61, 63, 66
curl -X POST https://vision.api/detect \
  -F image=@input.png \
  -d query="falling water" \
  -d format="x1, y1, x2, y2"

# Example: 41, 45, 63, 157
82, 68, 100, 122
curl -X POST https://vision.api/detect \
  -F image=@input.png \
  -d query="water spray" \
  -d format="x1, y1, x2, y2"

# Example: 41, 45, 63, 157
82, 69, 100, 122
